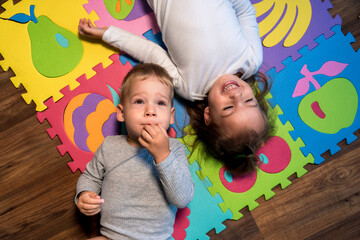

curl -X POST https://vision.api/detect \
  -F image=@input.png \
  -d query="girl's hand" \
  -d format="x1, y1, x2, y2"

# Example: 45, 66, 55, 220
78, 18, 107, 39
139, 124, 171, 164
77, 191, 104, 216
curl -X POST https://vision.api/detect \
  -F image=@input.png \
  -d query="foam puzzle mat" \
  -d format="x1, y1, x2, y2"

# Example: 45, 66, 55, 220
1, 0, 359, 239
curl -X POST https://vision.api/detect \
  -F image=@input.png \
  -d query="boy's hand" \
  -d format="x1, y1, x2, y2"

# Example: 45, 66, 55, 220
139, 124, 170, 164
78, 18, 107, 39
77, 191, 104, 216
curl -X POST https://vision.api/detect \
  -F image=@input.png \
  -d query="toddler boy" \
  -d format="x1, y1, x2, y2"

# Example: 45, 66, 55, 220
75, 63, 194, 240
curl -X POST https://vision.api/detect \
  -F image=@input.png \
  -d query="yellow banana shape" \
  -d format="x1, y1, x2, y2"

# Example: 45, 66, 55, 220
254, 0, 312, 47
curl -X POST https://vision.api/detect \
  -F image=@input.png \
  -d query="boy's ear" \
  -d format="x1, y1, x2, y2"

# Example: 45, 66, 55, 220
204, 106, 211, 126
116, 104, 125, 122
170, 107, 175, 125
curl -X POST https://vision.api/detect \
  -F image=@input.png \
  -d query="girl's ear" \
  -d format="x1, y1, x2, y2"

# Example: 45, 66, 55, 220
204, 106, 211, 126
170, 107, 175, 125
116, 104, 125, 122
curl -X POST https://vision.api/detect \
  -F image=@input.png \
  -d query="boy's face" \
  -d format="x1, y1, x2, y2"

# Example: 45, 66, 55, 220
117, 76, 175, 144
205, 74, 265, 137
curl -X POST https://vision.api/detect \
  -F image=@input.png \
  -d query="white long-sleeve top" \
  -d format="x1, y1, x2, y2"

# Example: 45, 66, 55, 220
103, 0, 262, 101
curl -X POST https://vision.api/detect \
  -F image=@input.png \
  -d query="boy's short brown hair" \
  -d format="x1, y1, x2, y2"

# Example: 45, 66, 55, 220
120, 63, 174, 106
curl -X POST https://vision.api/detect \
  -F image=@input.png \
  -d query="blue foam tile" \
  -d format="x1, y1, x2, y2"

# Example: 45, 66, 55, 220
267, 25, 360, 164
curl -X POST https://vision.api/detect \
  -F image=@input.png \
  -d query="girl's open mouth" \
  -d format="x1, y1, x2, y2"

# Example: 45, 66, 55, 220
222, 81, 239, 92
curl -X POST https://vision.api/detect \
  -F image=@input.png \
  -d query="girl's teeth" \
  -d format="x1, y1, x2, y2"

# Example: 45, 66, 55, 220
224, 84, 237, 91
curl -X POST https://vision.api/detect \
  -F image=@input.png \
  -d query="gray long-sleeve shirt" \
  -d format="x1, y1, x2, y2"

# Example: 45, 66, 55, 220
75, 135, 194, 240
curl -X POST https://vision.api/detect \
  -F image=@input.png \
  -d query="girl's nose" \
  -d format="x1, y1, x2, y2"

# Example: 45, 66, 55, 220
230, 90, 242, 100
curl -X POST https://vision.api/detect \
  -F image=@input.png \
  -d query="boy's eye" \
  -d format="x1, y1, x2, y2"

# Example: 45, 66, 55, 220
134, 99, 144, 104
245, 98, 253, 103
158, 101, 166, 106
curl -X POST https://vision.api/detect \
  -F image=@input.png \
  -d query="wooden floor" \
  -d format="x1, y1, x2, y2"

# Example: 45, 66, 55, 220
0, 0, 359, 239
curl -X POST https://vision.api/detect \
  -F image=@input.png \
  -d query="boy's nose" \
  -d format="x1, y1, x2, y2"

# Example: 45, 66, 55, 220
145, 105, 156, 117
145, 112, 156, 117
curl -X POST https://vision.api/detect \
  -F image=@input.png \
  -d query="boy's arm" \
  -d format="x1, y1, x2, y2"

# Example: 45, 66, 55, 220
102, 26, 180, 81
75, 143, 106, 216
75, 142, 106, 204
155, 139, 194, 208
230, 0, 263, 78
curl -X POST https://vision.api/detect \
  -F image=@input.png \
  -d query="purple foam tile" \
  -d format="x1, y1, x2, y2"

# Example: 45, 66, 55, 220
125, 0, 152, 21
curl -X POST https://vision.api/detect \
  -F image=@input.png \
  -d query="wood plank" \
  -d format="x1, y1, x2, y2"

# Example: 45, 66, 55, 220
0, 63, 90, 239
207, 208, 264, 240
328, 0, 360, 51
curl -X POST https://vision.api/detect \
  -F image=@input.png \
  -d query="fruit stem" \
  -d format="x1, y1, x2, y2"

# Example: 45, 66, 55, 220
301, 64, 321, 90
29, 5, 38, 23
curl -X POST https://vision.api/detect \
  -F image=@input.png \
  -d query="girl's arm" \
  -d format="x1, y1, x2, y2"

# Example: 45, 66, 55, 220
102, 26, 180, 81
230, 0, 263, 78
78, 19, 180, 82
155, 139, 194, 208
78, 18, 107, 39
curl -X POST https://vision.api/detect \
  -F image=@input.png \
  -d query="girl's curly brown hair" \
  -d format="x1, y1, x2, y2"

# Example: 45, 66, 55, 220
185, 72, 274, 175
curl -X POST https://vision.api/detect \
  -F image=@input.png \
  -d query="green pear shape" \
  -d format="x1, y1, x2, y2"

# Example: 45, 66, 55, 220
28, 15, 83, 77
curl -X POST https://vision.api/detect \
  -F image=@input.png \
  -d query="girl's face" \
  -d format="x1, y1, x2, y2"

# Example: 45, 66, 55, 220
205, 74, 265, 137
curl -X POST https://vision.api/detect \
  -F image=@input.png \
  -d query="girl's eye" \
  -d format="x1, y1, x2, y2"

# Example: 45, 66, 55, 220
134, 99, 144, 104
223, 106, 233, 110
245, 98, 253, 103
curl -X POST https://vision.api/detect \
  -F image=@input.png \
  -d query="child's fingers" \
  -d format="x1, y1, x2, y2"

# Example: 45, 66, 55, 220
78, 19, 88, 34
141, 125, 156, 141
88, 191, 99, 198
87, 192, 104, 204
81, 18, 87, 27
87, 19, 95, 28
149, 124, 165, 136
86, 208, 101, 215
79, 197, 103, 213
81, 205, 101, 216
79, 192, 103, 205
138, 136, 148, 148
78, 199, 101, 215
152, 124, 168, 140
157, 124, 168, 136
77, 191, 103, 216
139, 132, 151, 146
78, 19, 84, 31
81, 202, 101, 211
141, 124, 168, 142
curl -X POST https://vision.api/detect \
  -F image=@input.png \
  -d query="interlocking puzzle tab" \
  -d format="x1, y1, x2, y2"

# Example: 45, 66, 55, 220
267, 25, 360, 164
0, 0, 116, 111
